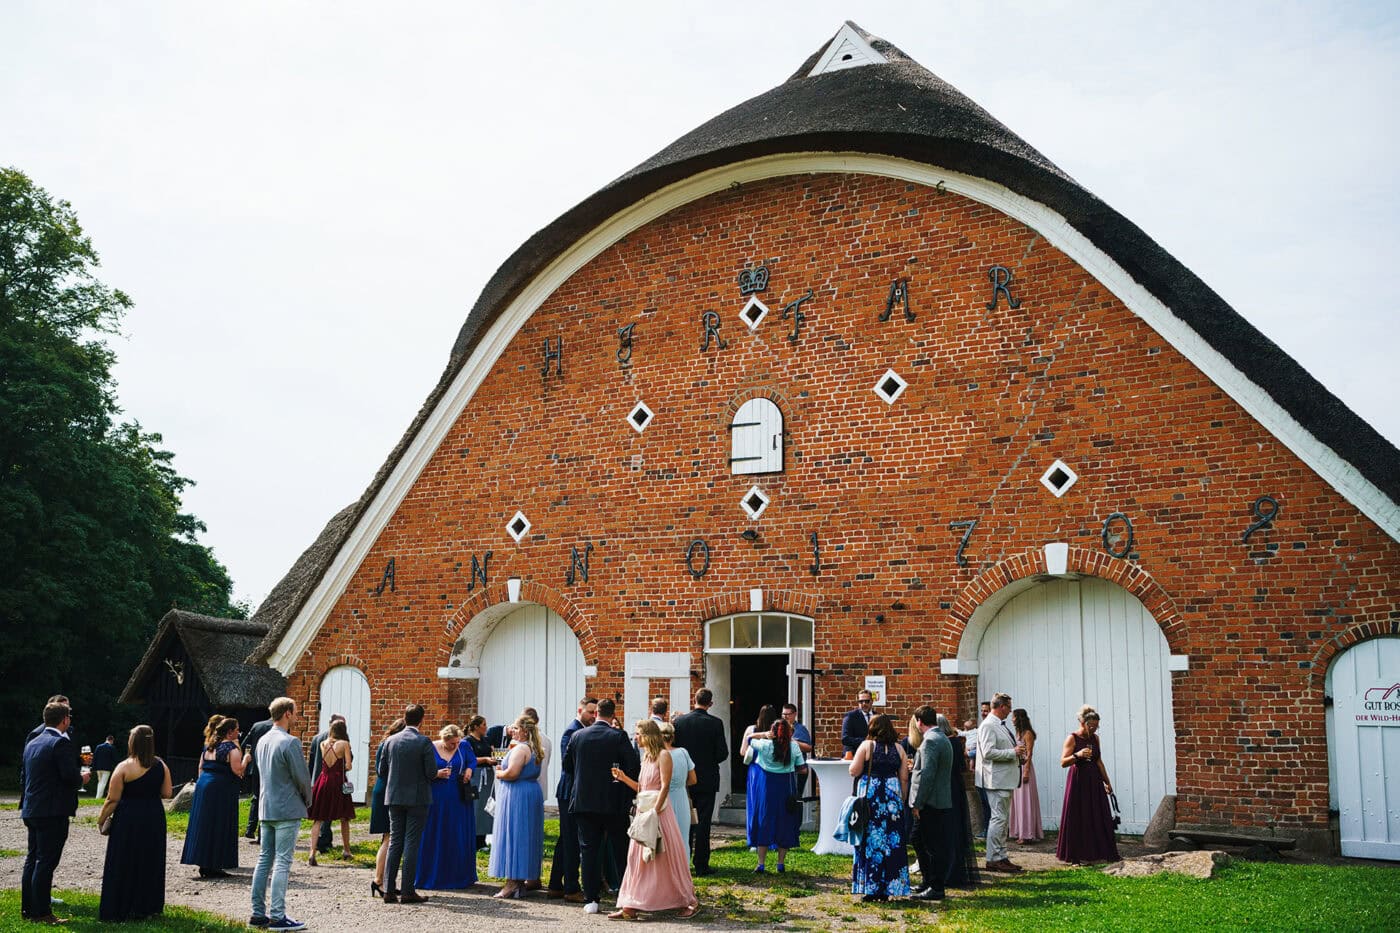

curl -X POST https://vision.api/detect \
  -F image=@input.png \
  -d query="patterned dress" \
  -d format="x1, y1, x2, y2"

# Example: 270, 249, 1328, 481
851, 742, 910, 897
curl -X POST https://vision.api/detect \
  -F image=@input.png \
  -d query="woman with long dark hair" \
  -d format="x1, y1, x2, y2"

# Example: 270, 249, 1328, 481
180, 717, 244, 878
98, 725, 173, 921
848, 714, 911, 902
465, 715, 496, 851
369, 717, 405, 898
936, 714, 980, 889
743, 717, 807, 873
1008, 708, 1043, 843
306, 718, 356, 864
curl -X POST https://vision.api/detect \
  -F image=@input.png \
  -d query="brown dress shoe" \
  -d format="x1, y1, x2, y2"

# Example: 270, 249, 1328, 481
32, 917, 69, 926
547, 888, 566, 899
525, 880, 542, 891
399, 893, 431, 904
564, 892, 587, 903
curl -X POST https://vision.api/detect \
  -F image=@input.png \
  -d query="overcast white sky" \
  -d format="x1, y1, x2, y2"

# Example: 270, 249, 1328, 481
4, 2, 1398, 608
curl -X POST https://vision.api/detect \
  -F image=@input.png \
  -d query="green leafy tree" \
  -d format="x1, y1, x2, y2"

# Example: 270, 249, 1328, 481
1, 167, 243, 774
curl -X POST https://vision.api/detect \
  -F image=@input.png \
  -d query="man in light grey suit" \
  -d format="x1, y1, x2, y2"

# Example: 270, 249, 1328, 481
977, 692, 1025, 873
908, 705, 953, 900
250, 697, 313, 931
378, 703, 438, 905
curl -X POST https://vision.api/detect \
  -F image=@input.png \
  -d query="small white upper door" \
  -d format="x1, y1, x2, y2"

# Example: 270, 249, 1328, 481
731, 398, 783, 474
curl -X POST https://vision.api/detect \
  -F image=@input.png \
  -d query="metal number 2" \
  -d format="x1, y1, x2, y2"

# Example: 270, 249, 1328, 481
950, 518, 978, 567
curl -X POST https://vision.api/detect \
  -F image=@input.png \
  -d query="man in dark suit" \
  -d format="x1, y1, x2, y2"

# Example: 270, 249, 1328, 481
841, 689, 875, 756
21, 701, 88, 924
547, 695, 598, 901
240, 715, 275, 841
91, 734, 117, 798
19, 694, 69, 813
672, 688, 728, 875
562, 697, 638, 914
307, 713, 345, 853
378, 704, 438, 905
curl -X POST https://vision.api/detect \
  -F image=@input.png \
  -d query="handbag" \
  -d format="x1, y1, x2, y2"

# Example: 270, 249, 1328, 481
1107, 791, 1122, 828
843, 750, 873, 835
341, 779, 355, 796
784, 772, 803, 816
484, 782, 498, 818
98, 814, 113, 836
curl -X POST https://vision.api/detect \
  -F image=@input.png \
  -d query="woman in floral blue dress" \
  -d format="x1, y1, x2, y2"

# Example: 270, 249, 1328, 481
847, 714, 911, 901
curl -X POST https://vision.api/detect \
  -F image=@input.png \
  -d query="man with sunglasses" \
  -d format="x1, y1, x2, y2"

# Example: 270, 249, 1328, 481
840, 690, 875, 757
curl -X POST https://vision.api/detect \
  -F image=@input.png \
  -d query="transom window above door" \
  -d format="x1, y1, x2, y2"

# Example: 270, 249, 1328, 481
705, 612, 814, 653
729, 398, 783, 474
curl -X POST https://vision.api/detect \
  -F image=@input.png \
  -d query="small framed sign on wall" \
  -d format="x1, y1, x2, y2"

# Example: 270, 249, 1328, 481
864, 675, 887, 707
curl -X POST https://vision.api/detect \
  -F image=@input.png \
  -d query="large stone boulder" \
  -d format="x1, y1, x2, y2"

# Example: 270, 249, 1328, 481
169, 781, 197, 813
1103, 850, 1231, 879
1143, 794, 1177, 848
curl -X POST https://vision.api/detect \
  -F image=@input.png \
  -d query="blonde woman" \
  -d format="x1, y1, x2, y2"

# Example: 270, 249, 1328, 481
1055, 706, 1119, 864
490, 716, 544, 897
609, 720, 699, 920
417, 723, 477, 889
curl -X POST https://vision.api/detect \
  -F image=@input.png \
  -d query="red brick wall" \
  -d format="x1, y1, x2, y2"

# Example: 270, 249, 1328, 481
287, 172, 1400, 838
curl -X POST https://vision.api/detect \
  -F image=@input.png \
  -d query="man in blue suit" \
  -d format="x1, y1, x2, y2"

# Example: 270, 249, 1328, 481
841, 689, 875, 756
547, 695, 598, 901
21, 701, 88, 924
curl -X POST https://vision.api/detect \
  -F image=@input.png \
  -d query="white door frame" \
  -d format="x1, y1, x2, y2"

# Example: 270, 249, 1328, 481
623, 652, 691, 730
319, 666, 371, 804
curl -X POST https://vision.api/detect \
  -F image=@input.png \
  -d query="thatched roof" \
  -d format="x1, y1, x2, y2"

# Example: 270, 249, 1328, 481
122, 609, 286, 707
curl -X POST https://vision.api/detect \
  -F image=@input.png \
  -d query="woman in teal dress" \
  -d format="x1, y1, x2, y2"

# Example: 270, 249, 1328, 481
659, 721, 697, 843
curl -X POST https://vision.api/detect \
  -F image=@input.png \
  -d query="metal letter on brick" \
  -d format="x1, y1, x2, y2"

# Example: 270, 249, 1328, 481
373, 558, 396, 596
783, 290, 814, 344
949, 518, 979, 567
686, 539, 711, 579
700, 311, 727, 352
566, 542, 593, 586
617, 323, 636, 365
879, 278, 914, 323
542, 337, 563, 379
467, 551, 493, 592
986, 265, 1022, 311
1101, 513, 1134, 559
809, 531, 821, 576
739, 265, 770, 296
1242, 495, 1281, 544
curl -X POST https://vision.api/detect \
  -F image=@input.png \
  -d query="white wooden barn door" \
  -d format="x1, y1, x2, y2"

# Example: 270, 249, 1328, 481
319, 665, 370, 803
976, 578, 1176, 834
479, 604, 586, 806
1327, 637, 1400, 860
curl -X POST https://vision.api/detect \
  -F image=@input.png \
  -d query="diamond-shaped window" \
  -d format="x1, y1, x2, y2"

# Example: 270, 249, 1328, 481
740, 296, 770, 331
740, 485, 771, 520
628, 402, 654, 434
506, 510, 532, 542
873, 369, 908, 404
1039, 460, 1079, 498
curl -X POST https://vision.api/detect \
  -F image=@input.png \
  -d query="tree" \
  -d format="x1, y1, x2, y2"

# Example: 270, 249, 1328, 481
0, 167, 243, 773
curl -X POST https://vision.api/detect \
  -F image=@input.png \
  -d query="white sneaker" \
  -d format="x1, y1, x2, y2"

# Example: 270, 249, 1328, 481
584, 902, 600, 914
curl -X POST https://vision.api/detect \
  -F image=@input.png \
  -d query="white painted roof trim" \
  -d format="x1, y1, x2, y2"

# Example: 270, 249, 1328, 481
266, 151, 1400, 674
807, 24, 888, 76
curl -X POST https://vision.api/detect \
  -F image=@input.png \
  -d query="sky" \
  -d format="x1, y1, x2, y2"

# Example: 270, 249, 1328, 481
4, 1, 1398, 609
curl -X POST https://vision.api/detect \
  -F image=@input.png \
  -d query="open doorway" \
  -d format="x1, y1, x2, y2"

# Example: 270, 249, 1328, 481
728, 654, 788, 790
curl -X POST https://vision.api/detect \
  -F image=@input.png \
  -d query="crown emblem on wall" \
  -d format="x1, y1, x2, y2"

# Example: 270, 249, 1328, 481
738, 265, 770, 295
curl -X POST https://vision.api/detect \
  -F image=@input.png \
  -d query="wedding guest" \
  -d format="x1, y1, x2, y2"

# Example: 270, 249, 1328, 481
658, 722, 697, 844
416, 723, 477, 890
250, 697, 313, 931
240, 715, 275, 843
672, 689, 727, 876
781, 704, 813, 796
464, 716, 496, 850
306, 719, 356, 865
306, 714, 345, 855
1008, 708, 1043, 844
20, 701, 88, 924
841, 689, 875, 757
609, 721, 699, 920
19, 695, 70, 814
1056, 705, 1120, 864
740, 704, 780, 757
938, 715, 980, 890
907, 706, 951, 902
97, 725, 173, 921
370, 718, 406, 899
849, 715, 911, 901
548, 697, 597, 902
563, 697, 639, 914
521, 706, 552, 810
979, 694, 1025, 874
378, 703, 437, 906
92, 735, 117, 798
181, 716, 245, 878
649, 697, 668, 724
490, 716, 545, 897
970, 700, 992, 838
744, 718, 807, 874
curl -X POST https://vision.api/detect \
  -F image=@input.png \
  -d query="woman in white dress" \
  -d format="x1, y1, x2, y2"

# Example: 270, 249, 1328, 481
658, 721, 697, 843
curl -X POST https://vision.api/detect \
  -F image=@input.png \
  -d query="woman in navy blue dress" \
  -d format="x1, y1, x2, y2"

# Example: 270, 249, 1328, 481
180, 717, 245, 878
98, 725, 173, 921
416, 723, 478, 890
848, 715, 911, 901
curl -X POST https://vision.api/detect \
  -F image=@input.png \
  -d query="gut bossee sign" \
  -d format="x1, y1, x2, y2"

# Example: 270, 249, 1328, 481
1356, 682, 1400, 725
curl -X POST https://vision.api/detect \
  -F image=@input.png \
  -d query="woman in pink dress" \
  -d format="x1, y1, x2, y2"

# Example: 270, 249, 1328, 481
1007, 708, 1043, 843
608, 720, 699, 921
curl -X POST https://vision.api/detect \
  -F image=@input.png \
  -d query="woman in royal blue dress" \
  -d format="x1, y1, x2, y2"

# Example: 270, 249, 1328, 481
415, 723, 478, 890
98, 725, 173, 921
741, 718, 807, 873
848, 714, 911, 902
489, 715, 545, 897
180, 716, 245, 879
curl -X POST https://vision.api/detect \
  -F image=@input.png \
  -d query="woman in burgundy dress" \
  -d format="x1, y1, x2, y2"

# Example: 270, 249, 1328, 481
306, 719, 356, 864
1055, 705, 1119, 864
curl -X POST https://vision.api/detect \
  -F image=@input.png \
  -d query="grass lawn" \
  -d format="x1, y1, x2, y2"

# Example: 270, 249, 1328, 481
0, 889, 245, 931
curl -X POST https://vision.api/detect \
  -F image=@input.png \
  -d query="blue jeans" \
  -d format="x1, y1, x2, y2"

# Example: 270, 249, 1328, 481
251, 819, 300, 920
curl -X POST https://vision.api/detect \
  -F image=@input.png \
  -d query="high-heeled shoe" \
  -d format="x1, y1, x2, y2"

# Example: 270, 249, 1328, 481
308, 854, 318, 867
342, 849, 355, 860
493, 884, 520, 899
370, 881, 383, 899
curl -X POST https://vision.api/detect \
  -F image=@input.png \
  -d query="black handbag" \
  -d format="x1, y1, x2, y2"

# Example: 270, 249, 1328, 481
848, 753, 873, 834
1107, 791, 1122, 828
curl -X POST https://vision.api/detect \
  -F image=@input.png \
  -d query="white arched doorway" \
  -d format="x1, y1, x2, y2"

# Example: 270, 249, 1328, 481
1326, 636, 1400, 860
319, 665, 370, 803
474, 604, 586, 807
971, 577, 1176, 834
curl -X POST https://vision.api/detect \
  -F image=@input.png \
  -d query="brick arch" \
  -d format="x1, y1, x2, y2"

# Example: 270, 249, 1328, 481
695, 587, 820, 623
724, 385, 797, 420
942, 546, 1188, 658
436, 579, 597, 668
1306, 620, 1400, 695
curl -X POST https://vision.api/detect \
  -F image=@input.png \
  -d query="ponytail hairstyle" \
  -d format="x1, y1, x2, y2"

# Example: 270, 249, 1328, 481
203, 714, 225, 749
513, 716, 543, 763
128, 725, 155, 769
1077, 705, 1100, 725
207, 716, 238, 752
770, 717, 793, 766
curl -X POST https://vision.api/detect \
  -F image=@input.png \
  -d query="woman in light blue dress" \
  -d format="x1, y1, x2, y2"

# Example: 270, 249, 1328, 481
659, 722, 697, 843
488, 715, 544, 897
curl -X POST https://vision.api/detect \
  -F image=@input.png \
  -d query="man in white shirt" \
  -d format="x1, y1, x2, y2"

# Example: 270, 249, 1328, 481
977, 693, 1025, 873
